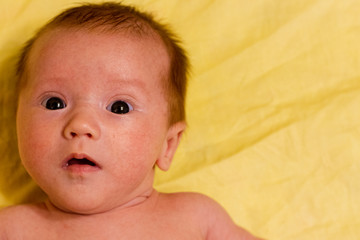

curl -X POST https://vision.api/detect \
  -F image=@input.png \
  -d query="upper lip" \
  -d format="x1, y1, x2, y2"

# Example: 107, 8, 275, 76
62, 153, 101, 169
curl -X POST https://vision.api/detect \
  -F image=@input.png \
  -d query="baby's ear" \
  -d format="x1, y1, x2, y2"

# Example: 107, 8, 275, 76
156, 121, 186, 171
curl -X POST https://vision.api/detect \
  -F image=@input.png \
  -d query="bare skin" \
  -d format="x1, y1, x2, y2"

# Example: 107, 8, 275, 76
0, 29, 262, 239
0, 191, 260, 240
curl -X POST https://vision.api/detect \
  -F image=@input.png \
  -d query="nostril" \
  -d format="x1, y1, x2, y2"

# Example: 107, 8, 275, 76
69, 132, 92, 138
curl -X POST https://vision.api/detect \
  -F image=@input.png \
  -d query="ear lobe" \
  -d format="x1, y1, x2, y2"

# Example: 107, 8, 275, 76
156, 121, 186, 171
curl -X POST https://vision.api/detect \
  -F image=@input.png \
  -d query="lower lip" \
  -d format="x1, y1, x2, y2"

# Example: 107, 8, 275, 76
63, 164, 101, 173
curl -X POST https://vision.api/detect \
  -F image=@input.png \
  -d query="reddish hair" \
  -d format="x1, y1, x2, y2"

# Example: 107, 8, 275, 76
17, 2, 189, 124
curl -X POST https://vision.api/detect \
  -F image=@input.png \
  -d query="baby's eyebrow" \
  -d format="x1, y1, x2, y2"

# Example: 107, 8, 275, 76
108, 79, 145, 90
107, 78, 150, 97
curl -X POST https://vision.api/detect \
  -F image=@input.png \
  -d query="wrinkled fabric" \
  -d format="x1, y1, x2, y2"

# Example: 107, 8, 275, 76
1, 1, 360, 239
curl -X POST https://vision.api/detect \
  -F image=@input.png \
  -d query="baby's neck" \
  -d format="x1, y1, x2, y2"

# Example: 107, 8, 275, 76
43, 188, 158, 218
9, 190, 165, 239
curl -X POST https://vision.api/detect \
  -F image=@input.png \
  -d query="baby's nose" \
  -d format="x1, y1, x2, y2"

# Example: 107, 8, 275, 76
63, 111, 100, 140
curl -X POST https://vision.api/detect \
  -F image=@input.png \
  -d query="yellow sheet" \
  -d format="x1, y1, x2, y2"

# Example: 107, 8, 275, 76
1, 0, 360, 239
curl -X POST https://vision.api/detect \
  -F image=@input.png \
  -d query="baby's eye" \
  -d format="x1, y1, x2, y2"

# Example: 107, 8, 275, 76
107, 100, 133, 114
42, 97, 66, 110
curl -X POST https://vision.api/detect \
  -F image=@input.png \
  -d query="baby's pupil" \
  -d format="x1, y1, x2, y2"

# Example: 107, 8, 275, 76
46, 97, 65, 110
111, 101, 129, 114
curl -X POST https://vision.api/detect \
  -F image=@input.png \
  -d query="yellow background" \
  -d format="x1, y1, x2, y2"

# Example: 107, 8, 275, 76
1, 1, 360, 239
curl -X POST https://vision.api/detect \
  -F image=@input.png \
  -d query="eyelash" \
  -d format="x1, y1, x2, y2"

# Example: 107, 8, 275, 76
41, 96, 67, 110
40, 96, 134, 114
106, 100, 134, 114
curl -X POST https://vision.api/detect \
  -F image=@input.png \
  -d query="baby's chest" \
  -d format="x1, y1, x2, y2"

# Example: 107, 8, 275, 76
23, 218, 205, 240
102, 224, 204, 240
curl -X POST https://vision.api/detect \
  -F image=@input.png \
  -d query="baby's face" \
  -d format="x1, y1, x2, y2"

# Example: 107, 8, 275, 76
17, 28, 174, 214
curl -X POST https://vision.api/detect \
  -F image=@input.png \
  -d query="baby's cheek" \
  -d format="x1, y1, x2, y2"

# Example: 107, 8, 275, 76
17, 116, 55, 166
19, 134, 48, 168
110, 130, 160, 166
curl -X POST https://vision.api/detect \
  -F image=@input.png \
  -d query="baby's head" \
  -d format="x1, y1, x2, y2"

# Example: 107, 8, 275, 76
15, 2, 189, 214
17, 2, 189, 125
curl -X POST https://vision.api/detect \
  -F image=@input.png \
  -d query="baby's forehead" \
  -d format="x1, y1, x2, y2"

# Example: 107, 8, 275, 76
26, 27, 171, 87
31, 26, 170, 67
39, 24, 167, 50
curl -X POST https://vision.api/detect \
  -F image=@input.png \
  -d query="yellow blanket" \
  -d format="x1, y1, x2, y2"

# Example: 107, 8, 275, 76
1, 1, 360, 239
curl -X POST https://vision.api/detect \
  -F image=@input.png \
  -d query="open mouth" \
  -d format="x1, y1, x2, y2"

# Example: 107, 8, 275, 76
67, 158, 97, 167
63, 154, 101, 171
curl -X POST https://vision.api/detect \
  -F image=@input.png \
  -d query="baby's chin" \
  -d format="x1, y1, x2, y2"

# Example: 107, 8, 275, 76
45, 189, 155, 215
45, 197, 111, 215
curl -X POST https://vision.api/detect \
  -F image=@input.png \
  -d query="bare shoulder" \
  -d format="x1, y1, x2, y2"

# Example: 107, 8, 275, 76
0, 203, 42, 219
0, 205, 25, 237
0, 203, 46, 236
0, 205, 25, 227
158, 192, 263, 240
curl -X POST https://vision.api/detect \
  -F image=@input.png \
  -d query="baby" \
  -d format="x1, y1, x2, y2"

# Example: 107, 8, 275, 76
0, 2, 261, 239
